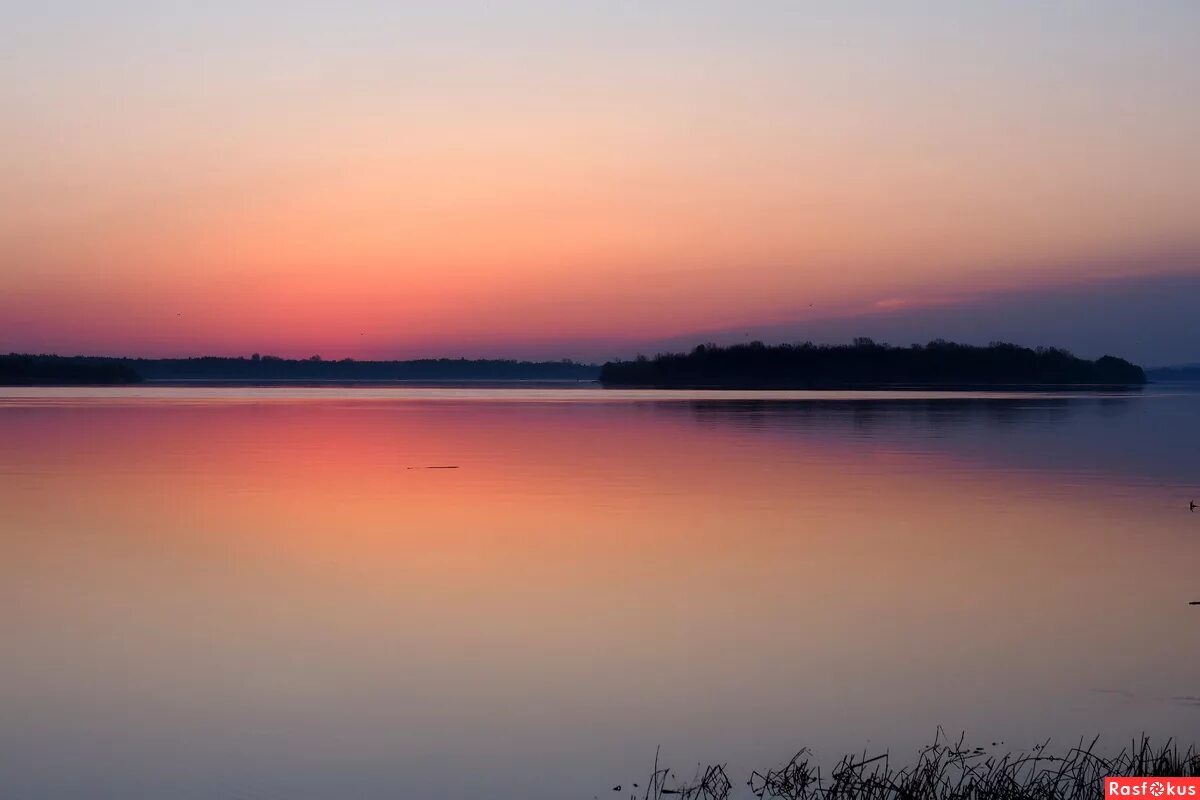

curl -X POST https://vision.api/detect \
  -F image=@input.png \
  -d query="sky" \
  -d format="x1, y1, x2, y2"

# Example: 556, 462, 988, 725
2, 1, 1198, 364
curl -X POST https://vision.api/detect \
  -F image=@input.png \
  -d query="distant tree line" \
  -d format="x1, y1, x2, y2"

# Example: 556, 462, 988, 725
0, 354, 142, 385
2, 354, 599, 384
3, 343, 1151, 387
599, 339, 1146, 388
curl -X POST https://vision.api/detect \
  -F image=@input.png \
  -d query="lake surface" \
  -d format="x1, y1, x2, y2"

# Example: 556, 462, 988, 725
2, 387, 1198, 799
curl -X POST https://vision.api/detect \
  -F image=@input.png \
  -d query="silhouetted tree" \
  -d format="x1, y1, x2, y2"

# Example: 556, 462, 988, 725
599, 340, 1145, 388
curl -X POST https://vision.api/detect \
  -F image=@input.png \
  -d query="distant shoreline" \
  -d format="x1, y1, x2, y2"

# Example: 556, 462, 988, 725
604, 381, 1146, 391
0, 381, 1156, 393
1, 342, 1171, 388
600, 339, 1147, 389
0, 354, 599, 386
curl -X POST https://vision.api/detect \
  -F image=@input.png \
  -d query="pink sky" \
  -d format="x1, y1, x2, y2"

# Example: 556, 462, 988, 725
3, 3, 1198, 360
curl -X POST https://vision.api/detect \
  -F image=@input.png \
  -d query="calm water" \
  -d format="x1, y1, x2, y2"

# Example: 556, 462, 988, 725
2, 387, 1198, 799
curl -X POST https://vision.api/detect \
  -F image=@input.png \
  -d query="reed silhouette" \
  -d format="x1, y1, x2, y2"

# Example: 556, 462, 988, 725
626, 732, 1199, 800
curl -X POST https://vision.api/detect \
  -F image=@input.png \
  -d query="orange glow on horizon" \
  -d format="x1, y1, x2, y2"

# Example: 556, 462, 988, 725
3, 3, 1199, 358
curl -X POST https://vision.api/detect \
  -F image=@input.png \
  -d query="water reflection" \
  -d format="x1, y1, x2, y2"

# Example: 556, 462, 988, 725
675, 393, 1196, 485
0, 389, 1196, 799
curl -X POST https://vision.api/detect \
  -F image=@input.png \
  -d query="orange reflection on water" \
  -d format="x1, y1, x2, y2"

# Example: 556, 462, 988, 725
1, 394, 1197, 799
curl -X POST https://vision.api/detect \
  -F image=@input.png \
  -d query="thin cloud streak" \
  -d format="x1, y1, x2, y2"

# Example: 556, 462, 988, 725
636, 268, 1200, 368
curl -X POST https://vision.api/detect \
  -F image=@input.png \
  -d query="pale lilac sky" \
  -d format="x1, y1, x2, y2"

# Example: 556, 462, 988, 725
2, 2, 1198, 362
